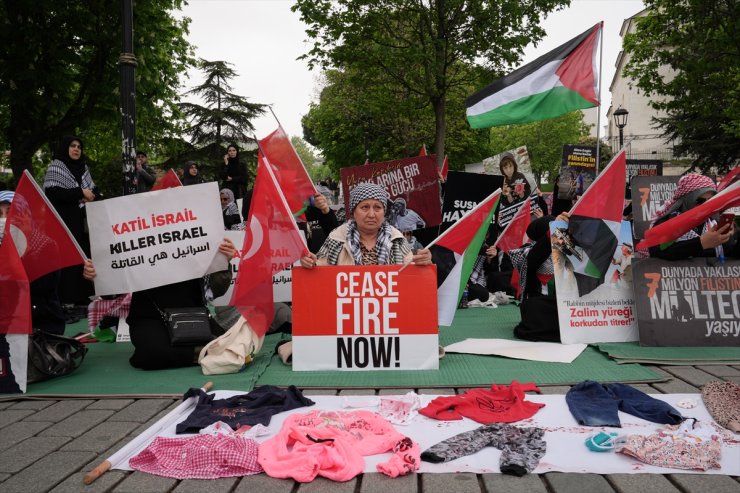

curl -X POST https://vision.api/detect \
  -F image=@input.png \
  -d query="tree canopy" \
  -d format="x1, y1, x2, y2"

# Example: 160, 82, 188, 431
623, 1, 740, 172
488, 111, 591, 184
0, 0, 194, 186
293, 0, 570, 168
179, 59, 267, 151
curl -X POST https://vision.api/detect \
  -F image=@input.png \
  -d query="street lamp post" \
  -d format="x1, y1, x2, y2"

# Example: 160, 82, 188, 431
613, 106, 629, 149
120, 0, 137, 195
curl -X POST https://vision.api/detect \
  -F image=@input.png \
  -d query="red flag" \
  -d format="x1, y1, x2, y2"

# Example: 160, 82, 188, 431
150, 169, 182, 191
0, 233, 32, 334
8, 171, 86, 282
230, 154, 308, 337
440, 155, 449, 180
495, 198, 531, 253
636, 180, 740, 251
570, 150, 626, 222
419, 144, 427, 157
717, 166, 740, 192
259, 126, 316, 216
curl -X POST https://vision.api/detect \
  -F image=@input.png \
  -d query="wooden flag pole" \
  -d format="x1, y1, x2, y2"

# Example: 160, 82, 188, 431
83, 381, 213, 485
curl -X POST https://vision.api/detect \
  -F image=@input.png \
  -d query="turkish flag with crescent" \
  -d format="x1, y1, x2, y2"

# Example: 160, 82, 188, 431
230, 153, 308, 336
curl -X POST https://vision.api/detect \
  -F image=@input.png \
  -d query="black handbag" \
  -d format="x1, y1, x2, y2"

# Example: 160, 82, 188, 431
27, 330, 88, 383
161, 307, 214, 347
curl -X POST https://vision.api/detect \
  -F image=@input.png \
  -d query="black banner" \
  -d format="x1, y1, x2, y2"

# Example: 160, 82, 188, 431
440, 172, 503, 234
626, 159, 663, 182
630, 176, 680, 241
632, 257, 740, 346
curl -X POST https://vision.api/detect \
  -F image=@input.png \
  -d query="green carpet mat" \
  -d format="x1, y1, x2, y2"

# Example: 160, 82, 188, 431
255, 307, 666, 388
22, 328, 284, 397
595, 342, 740, 365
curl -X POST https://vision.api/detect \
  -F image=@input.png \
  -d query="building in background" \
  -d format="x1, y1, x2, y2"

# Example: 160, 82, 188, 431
607, 9, 685, 174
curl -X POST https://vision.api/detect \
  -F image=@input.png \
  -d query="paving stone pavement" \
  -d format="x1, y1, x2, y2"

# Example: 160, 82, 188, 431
0, 365, 738, 493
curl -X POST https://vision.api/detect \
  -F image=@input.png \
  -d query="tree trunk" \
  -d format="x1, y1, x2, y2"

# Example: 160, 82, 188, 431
432, 97, 446, 168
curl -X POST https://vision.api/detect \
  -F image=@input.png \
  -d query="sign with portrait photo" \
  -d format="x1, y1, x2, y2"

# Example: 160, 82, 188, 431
483, 146, 536, 228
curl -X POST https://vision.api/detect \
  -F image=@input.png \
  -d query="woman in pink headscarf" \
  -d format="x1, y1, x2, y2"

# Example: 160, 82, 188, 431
649, 173, 736, 260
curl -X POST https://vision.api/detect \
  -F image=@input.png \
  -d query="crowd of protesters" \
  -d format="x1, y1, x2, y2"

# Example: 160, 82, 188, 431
1, 137, 737, 373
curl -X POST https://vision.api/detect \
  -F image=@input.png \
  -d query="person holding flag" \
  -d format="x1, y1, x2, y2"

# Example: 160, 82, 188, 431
648, 174, 737, 260
299, 182, 432, 268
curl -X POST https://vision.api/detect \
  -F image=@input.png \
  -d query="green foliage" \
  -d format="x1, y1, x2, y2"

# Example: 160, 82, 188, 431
623, 1, 740, 172
293, 0, 570, 167
302, 65, 491, 173
0, 0, 194, 191
179, 59, 267, 154
488, 111, 591, 183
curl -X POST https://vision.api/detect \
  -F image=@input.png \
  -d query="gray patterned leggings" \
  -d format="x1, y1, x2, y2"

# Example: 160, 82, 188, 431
420, 423, 546, 476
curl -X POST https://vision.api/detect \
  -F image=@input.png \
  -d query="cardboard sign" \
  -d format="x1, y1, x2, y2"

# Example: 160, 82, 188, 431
292, 265, 439, 371
632, 257, 740, 346
340, 156, 442, 230
626, 159, 663, 182
630, 176, 680, 241
482, 146, 535, 228
561, 145, 597, 196
211, 230, 303, 306
552, 220, 639, 344
87, 182, 228, 295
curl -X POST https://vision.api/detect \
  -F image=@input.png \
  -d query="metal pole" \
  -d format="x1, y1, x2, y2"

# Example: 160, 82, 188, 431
619, 128, 624, 149
120, 0, 137, 195
595, 21, 604, 175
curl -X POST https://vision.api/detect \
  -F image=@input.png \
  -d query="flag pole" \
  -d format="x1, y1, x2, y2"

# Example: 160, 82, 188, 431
83, 382, 214, 485
595, 21, 604, 175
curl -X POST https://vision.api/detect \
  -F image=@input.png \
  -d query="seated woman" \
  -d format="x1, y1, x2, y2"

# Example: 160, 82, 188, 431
508, 215, 560, 342
300, 182, 432, 267
83, 239, 237, 370
649, 173, 737, 260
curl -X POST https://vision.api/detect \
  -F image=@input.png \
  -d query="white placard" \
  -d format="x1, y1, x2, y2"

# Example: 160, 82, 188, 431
210, 230, 303, 306
87, 182, 229, 295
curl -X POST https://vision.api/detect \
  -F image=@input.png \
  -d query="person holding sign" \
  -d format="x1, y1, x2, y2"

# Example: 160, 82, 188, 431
83, 238, 237, 370
300, 182, 432, 267
649, 174, 737, 260
500, 153, 531, 206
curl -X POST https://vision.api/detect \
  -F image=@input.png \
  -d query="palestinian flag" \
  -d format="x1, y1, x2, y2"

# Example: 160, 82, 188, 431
150, 169, 182, 191
567, 150, 626, 297
494, 198, 531, 253
466, 23, 602, 129
430, 189, 501, 326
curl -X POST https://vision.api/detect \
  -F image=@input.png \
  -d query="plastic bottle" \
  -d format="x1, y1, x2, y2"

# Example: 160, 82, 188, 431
460, 288, 469, 309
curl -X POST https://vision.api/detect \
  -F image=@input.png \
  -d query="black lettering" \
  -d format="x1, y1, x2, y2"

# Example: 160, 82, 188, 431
354, 337, 368, 368
337, 338, 352, 368
370, 337, 393, 368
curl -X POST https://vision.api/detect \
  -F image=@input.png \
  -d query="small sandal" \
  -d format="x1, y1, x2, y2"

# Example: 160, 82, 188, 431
584, 432, 623, 452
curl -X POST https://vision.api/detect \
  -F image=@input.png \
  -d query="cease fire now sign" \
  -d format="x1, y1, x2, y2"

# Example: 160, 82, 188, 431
292, 265, 439, 371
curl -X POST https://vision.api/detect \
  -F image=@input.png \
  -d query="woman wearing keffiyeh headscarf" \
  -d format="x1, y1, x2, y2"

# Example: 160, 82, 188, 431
219, 188, 241, 230
43, 135, 99, 305
299, 182, 432, 267
649, 173, 737, 260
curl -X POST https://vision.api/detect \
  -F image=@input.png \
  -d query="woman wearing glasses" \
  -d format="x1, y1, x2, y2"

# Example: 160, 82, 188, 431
43, 135, 100, 307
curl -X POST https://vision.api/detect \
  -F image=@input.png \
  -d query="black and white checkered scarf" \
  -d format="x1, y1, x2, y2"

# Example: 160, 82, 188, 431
44, 159, 95, 191
346, 219, 393, 265
508, 242, 554, 299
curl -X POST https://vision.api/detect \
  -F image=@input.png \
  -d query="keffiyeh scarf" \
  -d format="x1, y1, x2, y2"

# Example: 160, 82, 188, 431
346, 220, 393, 265
44, 159, 95, 191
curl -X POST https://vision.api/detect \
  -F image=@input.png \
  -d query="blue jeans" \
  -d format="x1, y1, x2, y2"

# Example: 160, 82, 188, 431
566, 381, 683, 427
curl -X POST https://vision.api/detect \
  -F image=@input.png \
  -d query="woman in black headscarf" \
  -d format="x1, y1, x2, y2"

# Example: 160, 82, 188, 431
182, 161, 205, 186
220, 143, 248, 200
43, 135, 99, 306
507, 215, 561, 342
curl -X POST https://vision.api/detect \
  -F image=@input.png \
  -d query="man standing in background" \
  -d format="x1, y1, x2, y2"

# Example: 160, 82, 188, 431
133, 150, 156, 193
